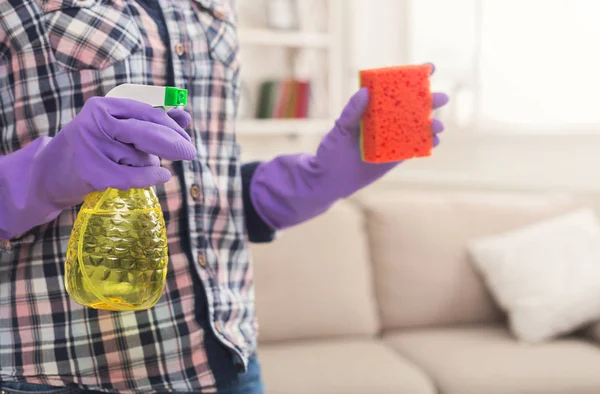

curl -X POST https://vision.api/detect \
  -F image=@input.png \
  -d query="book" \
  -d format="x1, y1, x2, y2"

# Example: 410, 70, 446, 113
255, 79, 311, 119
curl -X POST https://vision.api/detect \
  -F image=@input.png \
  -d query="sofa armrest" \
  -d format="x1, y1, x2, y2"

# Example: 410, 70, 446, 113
584, 322, 600, 343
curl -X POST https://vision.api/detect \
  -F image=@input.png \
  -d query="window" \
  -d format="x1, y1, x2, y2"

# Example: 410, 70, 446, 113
408, 0, 600, 134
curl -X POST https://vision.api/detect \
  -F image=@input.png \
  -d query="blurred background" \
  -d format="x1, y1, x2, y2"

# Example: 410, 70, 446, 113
238, 2, 600, 393
236, 0, 600, 196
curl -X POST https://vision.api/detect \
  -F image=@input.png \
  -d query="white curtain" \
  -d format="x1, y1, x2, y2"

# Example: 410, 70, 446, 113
407, 0, 600, 134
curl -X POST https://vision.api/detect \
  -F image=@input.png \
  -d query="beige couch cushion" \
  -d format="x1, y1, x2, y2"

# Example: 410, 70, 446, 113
251, 201, 379, 343
359, 189, 583, 329
258, 339, 435, 394
384, 325, 600, 394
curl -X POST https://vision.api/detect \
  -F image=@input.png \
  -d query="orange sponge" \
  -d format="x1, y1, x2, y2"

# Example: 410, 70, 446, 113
359, 64, 433, 163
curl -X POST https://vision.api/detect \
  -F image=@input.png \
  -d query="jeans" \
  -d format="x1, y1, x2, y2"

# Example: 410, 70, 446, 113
0, 358, 264, 394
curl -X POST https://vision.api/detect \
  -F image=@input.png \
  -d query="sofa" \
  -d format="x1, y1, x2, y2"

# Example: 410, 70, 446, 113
249, 186, 600, 394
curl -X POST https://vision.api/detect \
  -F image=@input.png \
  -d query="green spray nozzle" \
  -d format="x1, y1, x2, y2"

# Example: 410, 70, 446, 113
165, 86, 188, 107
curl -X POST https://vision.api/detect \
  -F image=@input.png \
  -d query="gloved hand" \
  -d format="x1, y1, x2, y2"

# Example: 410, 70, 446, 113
250, 68, 449, 230
0, 97, 196, 240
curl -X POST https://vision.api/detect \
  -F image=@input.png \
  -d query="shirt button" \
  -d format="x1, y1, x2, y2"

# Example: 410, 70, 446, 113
174, 42, 185, 57
198, 255, 207, 267
215, 321, 223, 333
213, 9, 226, 19
190, 184, 200, 200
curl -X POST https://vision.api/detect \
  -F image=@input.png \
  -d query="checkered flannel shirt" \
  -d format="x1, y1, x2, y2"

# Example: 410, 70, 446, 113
0, 0, 274, 392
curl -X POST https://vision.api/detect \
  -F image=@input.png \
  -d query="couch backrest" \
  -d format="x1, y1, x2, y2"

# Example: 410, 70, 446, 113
251, 200, 379, 343
358, 188, 586, 331
251, 187, 589, 343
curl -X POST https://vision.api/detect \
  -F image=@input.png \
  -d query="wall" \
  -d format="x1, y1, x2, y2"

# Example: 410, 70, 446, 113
386, 134, 600, 193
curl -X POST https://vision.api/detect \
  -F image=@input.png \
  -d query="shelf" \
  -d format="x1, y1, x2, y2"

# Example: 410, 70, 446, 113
236, 119, 332, 135
238, 28, 332, 48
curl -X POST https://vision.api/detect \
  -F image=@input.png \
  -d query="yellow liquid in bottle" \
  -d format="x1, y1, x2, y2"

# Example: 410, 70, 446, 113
65, 187, 168, 311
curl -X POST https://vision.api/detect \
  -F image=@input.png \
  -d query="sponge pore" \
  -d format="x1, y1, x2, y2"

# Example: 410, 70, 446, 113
359, 64, 433, 163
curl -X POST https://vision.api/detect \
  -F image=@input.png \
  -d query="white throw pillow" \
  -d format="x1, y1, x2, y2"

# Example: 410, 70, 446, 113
467, 208, 600, 343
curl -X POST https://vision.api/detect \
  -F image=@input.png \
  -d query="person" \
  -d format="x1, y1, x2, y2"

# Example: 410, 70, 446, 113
0, 1, 449, 393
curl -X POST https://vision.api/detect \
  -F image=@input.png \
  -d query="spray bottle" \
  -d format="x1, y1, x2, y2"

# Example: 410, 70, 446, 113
65, 84, 188, 311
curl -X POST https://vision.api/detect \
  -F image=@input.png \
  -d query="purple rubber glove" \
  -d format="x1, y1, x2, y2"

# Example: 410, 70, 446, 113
250, 71, 449, 230
0, 97, 196, 240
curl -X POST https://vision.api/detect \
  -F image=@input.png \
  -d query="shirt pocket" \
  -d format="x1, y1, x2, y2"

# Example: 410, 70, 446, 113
35, 0, 143, 71
195, 3, 239, 69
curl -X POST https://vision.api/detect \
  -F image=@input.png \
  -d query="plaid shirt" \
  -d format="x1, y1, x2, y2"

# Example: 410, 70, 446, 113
0, 0, 272, 392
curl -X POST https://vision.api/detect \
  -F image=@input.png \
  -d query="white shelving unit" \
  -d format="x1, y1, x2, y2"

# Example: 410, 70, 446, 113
236, 0, 344, 137
238, 28, 333, 49
235, 118, 332, 135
